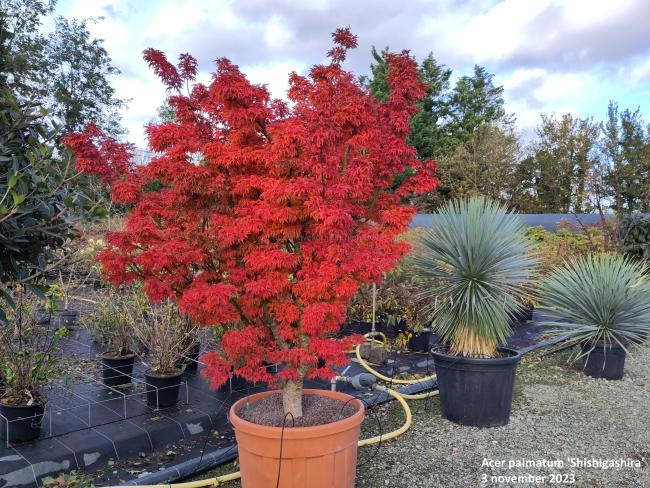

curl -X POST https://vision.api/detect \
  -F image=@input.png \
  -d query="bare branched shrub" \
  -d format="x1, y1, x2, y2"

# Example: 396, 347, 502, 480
129, 299, 197, 376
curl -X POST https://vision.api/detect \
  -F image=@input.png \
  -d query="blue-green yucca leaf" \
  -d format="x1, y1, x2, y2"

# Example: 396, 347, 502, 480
411, 196, 538, 357
539, 253, 650, 355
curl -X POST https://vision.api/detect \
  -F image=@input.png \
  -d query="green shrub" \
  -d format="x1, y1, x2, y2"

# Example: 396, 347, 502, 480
525, 224, 606, 277
0, 89, 86, 314
619, 214, 650, 259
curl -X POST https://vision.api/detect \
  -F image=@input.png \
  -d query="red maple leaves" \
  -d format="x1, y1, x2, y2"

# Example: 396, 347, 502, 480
65, 28, 438, 389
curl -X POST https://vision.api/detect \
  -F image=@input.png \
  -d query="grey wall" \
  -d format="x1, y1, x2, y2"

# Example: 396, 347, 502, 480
410, 213, 620, 231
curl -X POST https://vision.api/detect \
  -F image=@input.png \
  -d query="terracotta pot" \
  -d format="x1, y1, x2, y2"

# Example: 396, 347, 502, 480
230, 389, 364, 488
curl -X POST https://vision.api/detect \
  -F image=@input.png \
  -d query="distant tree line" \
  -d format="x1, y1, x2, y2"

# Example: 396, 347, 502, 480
363, 48, 650, 214
0, 0, 124, 136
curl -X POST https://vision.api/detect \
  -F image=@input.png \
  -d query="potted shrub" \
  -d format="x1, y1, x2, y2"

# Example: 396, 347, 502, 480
412, 196, 537, 427
131, 299, 197, 408
84, 288, 137, 387
0, 293, 66, 442
347, 264, 431, 350
377, 266, 431, 352
67, 27, 438, 487
55, 269, 80, 328
539, 253, 650, 380
174, 316, 201, 372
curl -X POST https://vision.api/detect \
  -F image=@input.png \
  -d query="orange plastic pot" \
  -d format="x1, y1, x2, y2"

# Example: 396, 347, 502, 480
230, 389, 365, 488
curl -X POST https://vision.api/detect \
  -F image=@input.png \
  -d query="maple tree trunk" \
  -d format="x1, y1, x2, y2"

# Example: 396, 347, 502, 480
282, 378, 304, 419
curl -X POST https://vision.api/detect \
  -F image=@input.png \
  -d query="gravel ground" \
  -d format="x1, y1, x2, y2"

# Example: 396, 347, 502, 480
193, 346, 650, 487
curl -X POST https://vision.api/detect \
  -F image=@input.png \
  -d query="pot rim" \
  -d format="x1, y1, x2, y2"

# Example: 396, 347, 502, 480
145, 368, 183, 379
431, 345, 522, 365
230, 389, 364, 440
99, 352, 136, 361
581, 340, 628, 349
0, 401, 45, 410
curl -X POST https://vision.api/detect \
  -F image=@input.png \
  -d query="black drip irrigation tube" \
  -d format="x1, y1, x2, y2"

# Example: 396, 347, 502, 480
124, 337, 564, 486
125, 444, 239, 485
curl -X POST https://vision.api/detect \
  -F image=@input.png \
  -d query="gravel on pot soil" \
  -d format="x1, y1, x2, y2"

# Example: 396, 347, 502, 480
237, 392, 358, 428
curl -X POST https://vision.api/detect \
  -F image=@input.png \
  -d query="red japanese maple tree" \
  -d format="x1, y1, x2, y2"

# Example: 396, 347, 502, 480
65, 29, 438, 417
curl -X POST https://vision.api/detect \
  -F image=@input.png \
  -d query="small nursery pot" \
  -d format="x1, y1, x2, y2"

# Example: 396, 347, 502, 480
100, 353, 135, 387
175, 342, 201, 372
432, 346, 522, 427
58, 309, 79, 328
0, 403, 45, 443
145, 369, 183, 408
407, 329, 432, 352
230, 389, 364, 488
582, 342, 627, 380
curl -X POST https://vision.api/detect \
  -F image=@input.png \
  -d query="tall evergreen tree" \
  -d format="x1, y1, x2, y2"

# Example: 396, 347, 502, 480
362, 49, 509, 210
405, 53, 453, 159
445, 65, 508, 149
602, 101, 650, 212
362, 47, 452, 158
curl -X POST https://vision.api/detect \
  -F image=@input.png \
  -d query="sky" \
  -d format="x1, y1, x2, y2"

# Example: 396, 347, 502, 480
54, 0, 650, 148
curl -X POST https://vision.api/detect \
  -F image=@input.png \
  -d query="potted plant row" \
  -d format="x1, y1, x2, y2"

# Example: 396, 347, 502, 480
412, 196, 538, 427
0, 291, 65, 443
539, 253, 650, 380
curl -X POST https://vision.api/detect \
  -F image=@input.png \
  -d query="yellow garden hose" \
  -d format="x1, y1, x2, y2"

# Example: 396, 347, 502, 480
104, 385, 414, 488
363, 330, 388, 345
121, 471, 243, 487
357, 386, 412, 446
354, 344, 437, 385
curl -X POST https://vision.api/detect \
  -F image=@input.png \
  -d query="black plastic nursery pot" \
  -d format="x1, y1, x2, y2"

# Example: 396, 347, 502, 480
432, 346, 522, 427
408, 329, 432, 352
58, 309, 79, 328
145, 369, 183, 408
582, 342, 626, 380
0, 403, 44, 443
100, 353, 135, 386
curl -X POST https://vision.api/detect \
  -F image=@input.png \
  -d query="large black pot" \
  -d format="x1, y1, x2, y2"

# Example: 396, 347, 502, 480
0, 403, 44, 443
58, 309, 79, 328
145, 369, 183, 408
408, 329, 432, 352
175, 342, 201, 372
100, 353, 135, 386
432, 346, 522, 427
582, 342, 626, 380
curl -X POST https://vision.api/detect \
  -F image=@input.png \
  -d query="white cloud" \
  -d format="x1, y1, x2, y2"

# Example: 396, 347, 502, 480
54, 0, 650, 147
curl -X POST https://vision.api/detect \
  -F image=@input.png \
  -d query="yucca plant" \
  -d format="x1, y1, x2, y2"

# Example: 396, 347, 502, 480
539, 253, 650, 354
411, 196, 537, 358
